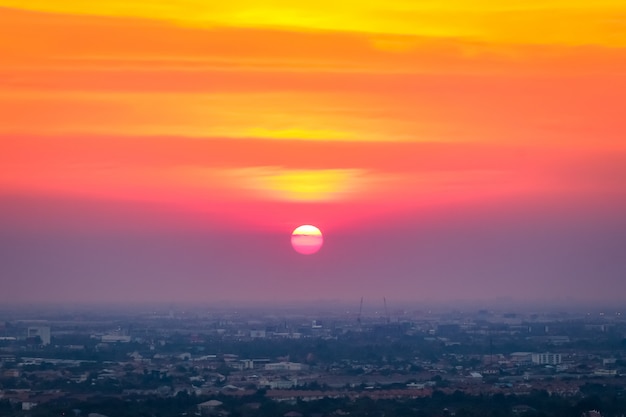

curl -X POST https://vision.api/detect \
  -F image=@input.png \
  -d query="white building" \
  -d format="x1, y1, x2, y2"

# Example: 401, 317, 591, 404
532, 352, 562, 365
268, 379, 298, 389
510, 352, 533, 364
250, 330, 266, 338
22, 402, 38, 411
27, 326, 50, 345
230, 359, 254, 371
101, 335, 131, 343
197, 399, 223, 414
264, 362, 309, 371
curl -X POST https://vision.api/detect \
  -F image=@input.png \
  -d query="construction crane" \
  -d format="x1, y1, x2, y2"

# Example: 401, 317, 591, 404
357, 297, 363, 325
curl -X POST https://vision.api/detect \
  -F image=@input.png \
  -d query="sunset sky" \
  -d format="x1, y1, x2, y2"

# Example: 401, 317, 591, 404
1, 1, 625, 306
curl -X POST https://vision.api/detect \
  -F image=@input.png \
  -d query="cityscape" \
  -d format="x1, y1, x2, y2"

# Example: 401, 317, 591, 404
1, 303, 625, 416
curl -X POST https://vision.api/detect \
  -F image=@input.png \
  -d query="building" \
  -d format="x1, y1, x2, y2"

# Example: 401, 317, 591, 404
101, 335, 131, 343
230, 359, 254, 371
532, 352, 562, 365
510, 352, 533, 364
197, 399, 223, 415
27, 326, 50, 345
22, 402, 38, 411
268, 379, 298, 389
250, 330, 266, 338
264, 362, 309, 371
594, 369, 617, 376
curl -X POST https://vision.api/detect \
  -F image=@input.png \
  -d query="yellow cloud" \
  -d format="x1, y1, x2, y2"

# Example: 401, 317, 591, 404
225, 166, 370, 202
2, 0, 626, 46
242, 128, 350, 141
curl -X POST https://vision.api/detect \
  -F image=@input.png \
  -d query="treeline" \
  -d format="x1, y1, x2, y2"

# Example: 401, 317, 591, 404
6, 384, 625, 417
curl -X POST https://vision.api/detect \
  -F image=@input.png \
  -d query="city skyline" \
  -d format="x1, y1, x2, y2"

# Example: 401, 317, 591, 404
1, 2, 626, 304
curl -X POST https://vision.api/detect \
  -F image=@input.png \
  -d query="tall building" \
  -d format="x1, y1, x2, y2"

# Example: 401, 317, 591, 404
27, 326, 50, 345
531, 352, 561, 365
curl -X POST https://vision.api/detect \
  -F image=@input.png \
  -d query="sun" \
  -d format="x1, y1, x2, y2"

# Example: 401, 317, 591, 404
291, 225, 323, 255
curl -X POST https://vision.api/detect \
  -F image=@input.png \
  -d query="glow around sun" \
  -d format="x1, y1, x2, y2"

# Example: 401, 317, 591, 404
291, 225, 323, 255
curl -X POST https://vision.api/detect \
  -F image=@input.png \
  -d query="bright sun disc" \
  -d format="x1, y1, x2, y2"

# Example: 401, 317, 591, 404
291, 225, 323, 255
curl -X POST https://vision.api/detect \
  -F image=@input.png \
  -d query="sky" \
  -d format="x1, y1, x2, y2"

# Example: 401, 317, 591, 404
1, 1, 626, 306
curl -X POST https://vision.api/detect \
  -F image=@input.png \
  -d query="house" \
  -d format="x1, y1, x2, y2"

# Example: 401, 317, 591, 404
197, 399, 224, 415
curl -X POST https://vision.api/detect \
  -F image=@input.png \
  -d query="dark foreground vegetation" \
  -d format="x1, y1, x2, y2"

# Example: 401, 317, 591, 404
1, 383, 623, 417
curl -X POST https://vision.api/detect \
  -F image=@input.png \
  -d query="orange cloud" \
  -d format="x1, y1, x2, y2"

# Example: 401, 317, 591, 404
1, 3, 625, 233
